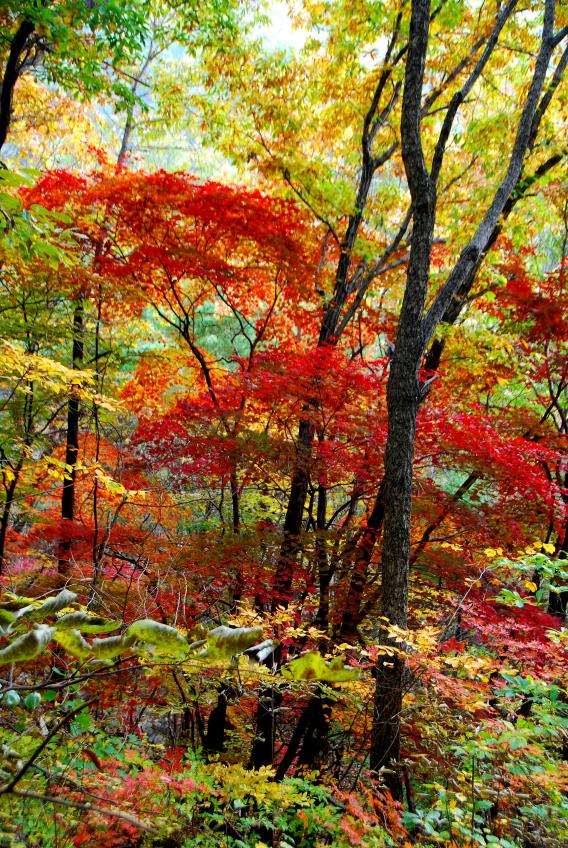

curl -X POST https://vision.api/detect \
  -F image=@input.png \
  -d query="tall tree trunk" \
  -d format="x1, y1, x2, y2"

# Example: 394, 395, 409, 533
314, 483, 332, 629
548, 468, 568, 618
0, 460, 22, 574
337, 479, 386, 640
370, 0, 559, 799
250, 686, 282, 769
272, 418, 315, 604
58, 298, 84, 574
0, 19, 35, 152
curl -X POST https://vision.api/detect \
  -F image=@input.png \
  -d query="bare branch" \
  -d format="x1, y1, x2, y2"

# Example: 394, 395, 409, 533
423, 0, 559, 343
431, 1, 518, 186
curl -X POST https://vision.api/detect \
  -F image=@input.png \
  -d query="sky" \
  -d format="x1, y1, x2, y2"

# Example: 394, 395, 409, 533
257, 1, 307, 50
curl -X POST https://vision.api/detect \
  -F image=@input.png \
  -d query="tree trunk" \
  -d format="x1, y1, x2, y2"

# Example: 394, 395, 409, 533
0, 463, 21, 574
314, 484, 332, 629
274, 695, 327, 780
272, 418, 315, 604
370, 0, 559, 799
337, 479, 386, 639
370, 354, 423, 797
250, 686, 282, 768
58, 298, 84, 574
296, 693, 332, 774
548, 469, 568, 619
0, 19, 35, 152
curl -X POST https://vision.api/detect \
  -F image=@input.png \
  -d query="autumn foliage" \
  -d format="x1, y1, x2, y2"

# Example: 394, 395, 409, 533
0, 1, 567, 847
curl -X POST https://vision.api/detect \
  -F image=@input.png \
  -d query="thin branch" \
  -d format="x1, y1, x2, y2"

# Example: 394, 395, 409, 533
431, 1, 518, 186
423, 0, 558, 343
283, 170, 340, 244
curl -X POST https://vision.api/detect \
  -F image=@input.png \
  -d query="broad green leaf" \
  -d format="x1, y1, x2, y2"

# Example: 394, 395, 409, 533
282, 651, 360, 682
126, 619, 189, 658
54, 630, 133, 660
24, 692, 42, 710
91, 634, 132, 659
0, 625, 54, 666
0, 594, 36, 611
15, 590, 77, 623
508, 735, 528, 751
199, 625, 264, 660
55, 612, 120, 633
0, 608, 16, 628
53, 629, 92, 658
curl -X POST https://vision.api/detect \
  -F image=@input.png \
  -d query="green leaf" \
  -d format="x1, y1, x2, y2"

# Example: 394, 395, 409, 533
0, 169, 34, 188
0, 608, 16, 628
23, 692, 42, 710
475, 800, 495, 811
54, 612, 120, 633
199, 625, 264, 660
2, 690, 21, 706
53, 629, 92, 658
0, 594, 36, 611
15, 590, 77, 623
42, 689, 58, 702
508, 735, 528, 751
126, 619, 189, 658
282, 652, 360, 682
0, 625, 54, 666
91, 634, 132, 659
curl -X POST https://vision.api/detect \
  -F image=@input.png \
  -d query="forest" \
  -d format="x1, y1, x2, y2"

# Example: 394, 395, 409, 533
0, 1, 566, 846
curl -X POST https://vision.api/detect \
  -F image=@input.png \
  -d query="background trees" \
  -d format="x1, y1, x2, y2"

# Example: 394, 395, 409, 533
0, 1, 566, 846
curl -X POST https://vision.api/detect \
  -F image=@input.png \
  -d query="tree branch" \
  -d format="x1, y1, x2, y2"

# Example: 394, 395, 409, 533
422, 0, 558, 344
431, 0, 518, 186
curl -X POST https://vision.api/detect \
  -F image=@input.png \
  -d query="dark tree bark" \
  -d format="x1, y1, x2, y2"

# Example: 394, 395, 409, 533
0, 19, 35, 152
314, 483, 332, 628
0, 458, 23, 573
370, 0, 437, 798
58, 299, 84, 574
548, 466, 568, 618
274, 694, 329, 780
250, 686, 282, 768
371, 0, 562, 799
271, 21, 409, 606
296, 693, 332, 774
204, 684, 238, 754
337, 479, 386, 639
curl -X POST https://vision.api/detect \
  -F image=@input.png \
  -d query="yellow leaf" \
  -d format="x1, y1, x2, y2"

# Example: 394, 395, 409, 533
542, 543, 555, 555
484, 548, 498, 558
524, 581, 537, 593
